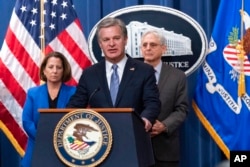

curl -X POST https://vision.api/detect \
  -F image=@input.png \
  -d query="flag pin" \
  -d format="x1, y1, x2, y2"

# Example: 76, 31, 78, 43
130, 67, 135, 71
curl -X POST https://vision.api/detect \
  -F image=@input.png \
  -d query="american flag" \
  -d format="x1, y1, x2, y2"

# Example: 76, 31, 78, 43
70, 142, 89, 150
223, 44, 250, 74
0, 0, 92, 156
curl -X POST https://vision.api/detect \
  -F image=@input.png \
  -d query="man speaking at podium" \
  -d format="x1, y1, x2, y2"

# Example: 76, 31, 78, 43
67, 17, 160, 132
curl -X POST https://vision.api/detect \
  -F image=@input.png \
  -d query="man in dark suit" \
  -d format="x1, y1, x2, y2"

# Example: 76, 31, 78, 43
67, 17, 160, 132
141, 29, 188, 167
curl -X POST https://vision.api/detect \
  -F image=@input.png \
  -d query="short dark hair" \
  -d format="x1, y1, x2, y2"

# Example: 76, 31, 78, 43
96, 17, 127, 40
40, 51, 72, 82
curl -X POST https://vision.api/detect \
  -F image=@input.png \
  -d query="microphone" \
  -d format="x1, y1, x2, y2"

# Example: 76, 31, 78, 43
88, 87, 100, 106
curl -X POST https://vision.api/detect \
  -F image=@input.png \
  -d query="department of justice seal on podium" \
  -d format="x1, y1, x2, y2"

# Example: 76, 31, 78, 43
53, 109, 113, 167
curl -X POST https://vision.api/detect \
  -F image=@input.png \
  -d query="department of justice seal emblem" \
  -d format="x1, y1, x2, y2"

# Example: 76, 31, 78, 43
53, 109, 112, 167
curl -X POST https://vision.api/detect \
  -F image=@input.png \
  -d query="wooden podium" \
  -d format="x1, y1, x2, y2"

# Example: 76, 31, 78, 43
32, 108, 155, 167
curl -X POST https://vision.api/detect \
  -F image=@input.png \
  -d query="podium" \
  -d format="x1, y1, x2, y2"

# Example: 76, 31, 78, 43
32, 108, 155, 167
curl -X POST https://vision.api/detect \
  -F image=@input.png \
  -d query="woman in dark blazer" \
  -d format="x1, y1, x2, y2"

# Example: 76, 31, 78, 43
21, 51, 76, 167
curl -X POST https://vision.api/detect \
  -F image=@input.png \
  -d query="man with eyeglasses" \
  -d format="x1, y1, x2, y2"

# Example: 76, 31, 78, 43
141, 29, 189, 167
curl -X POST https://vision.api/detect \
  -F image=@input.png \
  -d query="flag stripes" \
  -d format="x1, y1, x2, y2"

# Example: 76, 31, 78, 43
0, 0, 92, 156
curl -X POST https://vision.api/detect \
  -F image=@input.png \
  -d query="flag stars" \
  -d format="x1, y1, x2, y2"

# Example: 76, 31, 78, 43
50, 11, 56, 18
31, 8, 38, 15
20, 5, 27, 13
49, 23, 56, 30
61, 1, 68, 8
39, 34, 44, 39
43, 10, 47, 15
51, 0, 58, 6
29, 19, 36, 26
60, 13, 67, 20
41, 22, 45, 28
16, 0, 78, 43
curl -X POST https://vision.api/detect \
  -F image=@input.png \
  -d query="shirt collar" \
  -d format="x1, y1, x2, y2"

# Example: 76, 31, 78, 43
154, 60, 162, 74
106, 55, 128, 71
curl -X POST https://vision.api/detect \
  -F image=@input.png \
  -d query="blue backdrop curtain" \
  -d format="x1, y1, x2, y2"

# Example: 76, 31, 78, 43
0, 0, 222, 167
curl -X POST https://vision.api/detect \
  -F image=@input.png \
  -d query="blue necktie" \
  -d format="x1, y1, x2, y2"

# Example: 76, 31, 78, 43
110, 64, 119, 105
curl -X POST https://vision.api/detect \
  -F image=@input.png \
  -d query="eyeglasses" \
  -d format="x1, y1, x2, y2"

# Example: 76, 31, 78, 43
141, 42, 162, 49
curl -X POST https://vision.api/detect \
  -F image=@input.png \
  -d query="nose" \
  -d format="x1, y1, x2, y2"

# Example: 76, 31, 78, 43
145, 44, 151, 49
109, 39, 115, 46
52, 67, 57, 73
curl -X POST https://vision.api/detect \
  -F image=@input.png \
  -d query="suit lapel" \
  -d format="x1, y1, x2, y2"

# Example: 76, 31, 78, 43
57, 84, 67, 108
40, 84, 50, 108
158, 64, 170, 91
115, 57, 136, 105
96, 60, 114, 106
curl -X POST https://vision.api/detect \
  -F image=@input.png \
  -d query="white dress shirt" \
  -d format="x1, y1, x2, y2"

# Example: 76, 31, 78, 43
106, 56, 127, 89
154, 61, 162, 84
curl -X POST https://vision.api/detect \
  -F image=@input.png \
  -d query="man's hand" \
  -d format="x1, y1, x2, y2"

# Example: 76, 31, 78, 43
142, 117, 152, 132
150, 120, 167, 137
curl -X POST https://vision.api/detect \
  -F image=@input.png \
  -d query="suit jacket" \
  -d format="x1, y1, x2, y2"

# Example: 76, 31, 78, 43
67, 56, 160, 123
21, 83, 76, 167
152, 63, 188, 162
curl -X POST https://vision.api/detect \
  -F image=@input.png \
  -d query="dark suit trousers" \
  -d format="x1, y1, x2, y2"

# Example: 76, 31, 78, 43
151, 160, 179, 167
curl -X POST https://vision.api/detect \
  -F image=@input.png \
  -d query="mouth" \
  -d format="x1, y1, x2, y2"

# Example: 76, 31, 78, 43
108, 49, 118, 54
145, 53, 153, 56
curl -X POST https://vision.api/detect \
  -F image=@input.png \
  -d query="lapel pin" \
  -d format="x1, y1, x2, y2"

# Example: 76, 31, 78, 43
130, 67, 135, 71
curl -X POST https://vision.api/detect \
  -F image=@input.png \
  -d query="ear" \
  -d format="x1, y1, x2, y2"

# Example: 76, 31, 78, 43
98, 40, 104, 50
162, 45, 167, 54
124, 36, 128, 45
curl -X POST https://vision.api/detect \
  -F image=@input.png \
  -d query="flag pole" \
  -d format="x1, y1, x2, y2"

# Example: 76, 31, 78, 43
40, 0, 45, 54
40, 0, 45, 85
237, 0, 246, 97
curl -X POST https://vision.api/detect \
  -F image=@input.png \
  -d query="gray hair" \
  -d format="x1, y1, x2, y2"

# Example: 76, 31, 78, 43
96, 17, 127, 40
141, 29, 166, 45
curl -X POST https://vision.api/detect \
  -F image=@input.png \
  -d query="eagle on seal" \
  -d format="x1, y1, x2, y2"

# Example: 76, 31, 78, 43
73, 123, 98, 141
